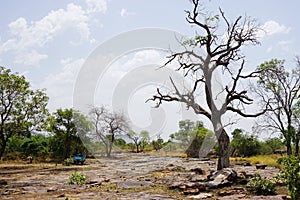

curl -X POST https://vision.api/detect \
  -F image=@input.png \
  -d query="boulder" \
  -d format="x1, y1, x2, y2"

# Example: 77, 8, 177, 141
255, 164, 268, 169
206, 168, 237, 189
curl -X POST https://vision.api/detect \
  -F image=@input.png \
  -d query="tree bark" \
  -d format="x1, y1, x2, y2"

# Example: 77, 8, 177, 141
217, 129, 230, 170
287, 143, 292, 156
295, 128, 300, 157
0, 143, 5, 159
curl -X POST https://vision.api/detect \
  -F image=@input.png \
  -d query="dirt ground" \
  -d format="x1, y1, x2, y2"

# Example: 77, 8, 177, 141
0, 153, 288, 200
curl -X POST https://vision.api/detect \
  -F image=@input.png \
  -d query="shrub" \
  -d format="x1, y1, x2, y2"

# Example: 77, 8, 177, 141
68, 171, 86, 185
65, 158, 73, 166
278, 156, 300, 200
247, 173, 276, 195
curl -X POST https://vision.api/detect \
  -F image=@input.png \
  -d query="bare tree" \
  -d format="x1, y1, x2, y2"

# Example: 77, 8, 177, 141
255, 58, 300, 156
89, 106, 128, 157
148, 0, 267, 170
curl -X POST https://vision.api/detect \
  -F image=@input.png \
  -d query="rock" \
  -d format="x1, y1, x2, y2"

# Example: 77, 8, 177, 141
249, 195, 290, 200
206, 168, 237, 188
183, 188, 199, 195
169, 181, 206, 192
164, 164, 186, 171
117, 180, 153, 189
256, 164, 268, 169
169, 181, 184, 190
86, 177, 105, 186
0, 179, 7, 185
190, 168, 205, 175
189, 174, 207, 182
236, 171, 248, 184
244, 162, 252, 166
217, 194, 246, 200
189, 193, 213, 199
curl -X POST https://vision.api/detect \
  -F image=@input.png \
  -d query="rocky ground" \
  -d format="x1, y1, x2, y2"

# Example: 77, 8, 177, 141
0, 153, 289, 200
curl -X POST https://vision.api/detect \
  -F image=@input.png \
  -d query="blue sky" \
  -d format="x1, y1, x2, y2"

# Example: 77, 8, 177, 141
1, 0, 299, 138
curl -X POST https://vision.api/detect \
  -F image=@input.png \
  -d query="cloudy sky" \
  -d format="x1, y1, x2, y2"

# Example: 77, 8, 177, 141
1, 0, 299, 138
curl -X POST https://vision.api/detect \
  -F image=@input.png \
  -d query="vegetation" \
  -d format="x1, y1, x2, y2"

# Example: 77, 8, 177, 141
89, 106, 128, 157
278, 156, 300, 200
152, 136, 164, 151
49, 109, 92, 159
0, 66, 49, 159
230, 128, 285, 158
68, 171, 86, 185
127, 130, 150, 153
247, 173, 277, 195
255, 59, 300, 156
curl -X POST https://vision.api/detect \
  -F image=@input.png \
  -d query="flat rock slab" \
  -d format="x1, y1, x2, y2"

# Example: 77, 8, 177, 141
117, 180, 153, 189
217, 194, 246, 200
188, 193, 213, 199
249, 195, 290, 200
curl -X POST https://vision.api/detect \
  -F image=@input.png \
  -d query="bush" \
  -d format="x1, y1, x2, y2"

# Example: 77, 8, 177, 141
68, 171, 86, 185
247, 173, 276, 195
65, 158, 73, 166
278, 156, 300, 200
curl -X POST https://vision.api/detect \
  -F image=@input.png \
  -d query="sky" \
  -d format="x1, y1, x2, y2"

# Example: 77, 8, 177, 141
1, 0, 299, 140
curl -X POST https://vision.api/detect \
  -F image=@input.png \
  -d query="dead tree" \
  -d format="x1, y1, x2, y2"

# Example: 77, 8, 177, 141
148, 0, 268, 170
89, 106, 128, 157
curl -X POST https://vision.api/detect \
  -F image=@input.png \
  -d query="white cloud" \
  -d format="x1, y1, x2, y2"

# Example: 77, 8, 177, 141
86, 0, 108, 14
257, 20, 291, 38
3, 3, 91, 52
14, 50, 48, 66
120, 8, 135, 17
42, 58, 84, 110
0, 1, 109, 66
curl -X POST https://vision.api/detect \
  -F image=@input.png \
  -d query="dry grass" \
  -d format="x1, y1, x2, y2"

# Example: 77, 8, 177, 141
231, 154, 283, 168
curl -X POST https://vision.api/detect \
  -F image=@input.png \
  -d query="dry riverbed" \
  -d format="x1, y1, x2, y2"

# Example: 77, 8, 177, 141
0, 153, 289, 199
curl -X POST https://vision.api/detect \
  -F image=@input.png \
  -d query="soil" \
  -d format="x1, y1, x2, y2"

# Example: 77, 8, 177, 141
0, 153, 288, 200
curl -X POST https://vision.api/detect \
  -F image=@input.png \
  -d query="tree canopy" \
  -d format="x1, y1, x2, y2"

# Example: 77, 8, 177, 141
0, 66, 49, 158
255, 58, 300, 155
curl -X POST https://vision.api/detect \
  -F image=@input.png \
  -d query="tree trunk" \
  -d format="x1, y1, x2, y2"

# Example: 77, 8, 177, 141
105, 142, 110, 157
107, 141, 113, 157
0, 144, 5, 159
295, 128, 300, 157
217, 129, 230, 170
295, 138, 299, 157
287, 143, 292, 156
0, 130, 7, 159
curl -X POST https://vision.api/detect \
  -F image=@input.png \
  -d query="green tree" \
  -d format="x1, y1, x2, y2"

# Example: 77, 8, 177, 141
0, 66, 49, 158
185, 124, 216, 158
230, 129, 260, 157
114, 138, 126, 148
170, 120, 215, 158
265, 137, 284, 154
49, 109, 91, 159
149, 0, 266, 170
127, 130, 150, 153
172, 120, 202, 147
256, 59, 300, 155
152, 135, 164, 151
292, 98, 300, 156
20, 134, 50, 158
